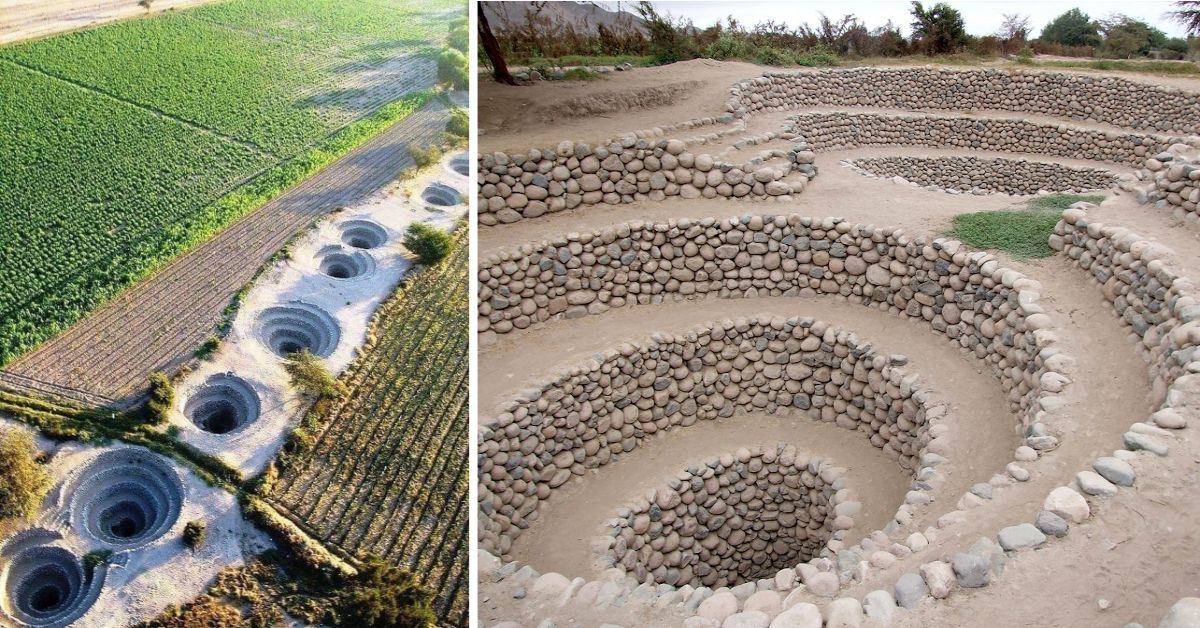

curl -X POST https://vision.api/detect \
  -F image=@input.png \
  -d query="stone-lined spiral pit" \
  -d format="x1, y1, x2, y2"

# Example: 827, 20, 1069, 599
422, 182, 461, 207
610, 445, 852, 589
255, 302, 341, 358
3, 546, 88, 625
183, 373, 261, 435
847, 155, 1118, 195
67, 449, 184, 550
339, 219, 388, 250
315, 246, 376, 280
448, 153, 469, 176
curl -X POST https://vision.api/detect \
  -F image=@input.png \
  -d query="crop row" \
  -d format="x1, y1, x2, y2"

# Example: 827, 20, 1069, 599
270, 231, 469, 625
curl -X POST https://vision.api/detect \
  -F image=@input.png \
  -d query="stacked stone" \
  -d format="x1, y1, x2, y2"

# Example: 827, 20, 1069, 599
477, 137, 813, 225
1144, 150, 1200, 224
477, 315, 930, 559
609, 445, 855, 589
848, 155, 1116, 195
725, 67, 1200, 134
785, 111, 1171, 167
1053, 208, 1200, 395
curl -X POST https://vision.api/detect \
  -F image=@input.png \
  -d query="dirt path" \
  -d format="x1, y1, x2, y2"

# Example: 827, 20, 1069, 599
3, 102, 449, 404
0, 0, 217, 45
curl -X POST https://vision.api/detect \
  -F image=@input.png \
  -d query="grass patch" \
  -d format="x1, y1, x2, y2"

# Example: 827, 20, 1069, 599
949, 209, 1061, 259
559, 67, 604, 81
1026, 193, 1105, 211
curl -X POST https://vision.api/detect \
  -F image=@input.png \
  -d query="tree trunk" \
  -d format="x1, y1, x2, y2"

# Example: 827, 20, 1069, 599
478, 2, 516, 85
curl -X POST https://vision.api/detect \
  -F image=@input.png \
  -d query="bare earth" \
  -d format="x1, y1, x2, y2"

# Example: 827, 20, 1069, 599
478, 60, 1200, 626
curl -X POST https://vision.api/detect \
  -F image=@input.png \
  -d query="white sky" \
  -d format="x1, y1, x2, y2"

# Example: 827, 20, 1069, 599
593, 1, 1189, 38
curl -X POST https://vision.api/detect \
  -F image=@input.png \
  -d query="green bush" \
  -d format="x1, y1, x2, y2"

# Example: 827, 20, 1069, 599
333, 557, 436, 628
793, 48, 839, 67
403, 223, 452, 266
704, 34, 751, 60
560, 67, 603, 81
448, 16, 468, 53
409, 145, 443, 169
194, 336, 220, 360
283, 350, 347, 400
754, 47, 792, 66
437, 49, 468, 89
0, 430, 49, 521
445, 108, 467, 139
85, 549, 113, 570
183, 520, 207, 551
146, 372, 175, 425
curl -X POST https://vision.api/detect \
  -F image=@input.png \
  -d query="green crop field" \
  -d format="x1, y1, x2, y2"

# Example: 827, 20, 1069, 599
0, 0, 459, 365
269, 229, 469, 625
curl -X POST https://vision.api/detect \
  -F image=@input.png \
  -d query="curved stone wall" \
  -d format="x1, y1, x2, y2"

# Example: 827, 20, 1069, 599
62, 448, 185, 551
786, 111, 1171, 167
847, 155, 1117, 195
1144, 151, 1200, 224
0, 530, 104, 628
477, 315, 931, 560
726, 67, 1200, 134
609, 446, 853, 589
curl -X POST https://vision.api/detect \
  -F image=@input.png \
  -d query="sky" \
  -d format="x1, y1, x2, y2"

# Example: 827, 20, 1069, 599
593, 1, 1190, 38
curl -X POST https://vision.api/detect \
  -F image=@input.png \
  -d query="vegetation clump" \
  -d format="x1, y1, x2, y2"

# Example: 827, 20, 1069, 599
145, 372, 176, 425
403, 223, 453, 265
437, 48, 468, 89
949, 195, 1102, 259
283, 350, 347, 400
0, 429, 50, 522
183, 520, 207, 551
333, 557, 436, 628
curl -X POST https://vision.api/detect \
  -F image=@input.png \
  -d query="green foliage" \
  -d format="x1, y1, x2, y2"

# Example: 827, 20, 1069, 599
84, 549, 113, 570
437, 48, 468, 89
1100, 15, 1169, 58
146, 372, 176, 425
636, 1, 694, 64
515, 54, 655, 68
1016, 46, 1035, 61
194, 336, 221, 360
793, 48, 840, 67
0, 430, 50, 521
445, 108, 468, 139
410, 144, 443, 169
705, 33, 752, 60
910, 2, 968, 55
402, 223, 452, 265
1039, 8, 1101, 47
559, 67, 603, 80
754, 47, 792, 66
448, 15, 468, 53
0, 0, 445, 367
183, 520, 207, 551
949, 209, 1061, 259
283, 350, 347, 400
1026, 194, 1105, 210
333, 557, 436, 628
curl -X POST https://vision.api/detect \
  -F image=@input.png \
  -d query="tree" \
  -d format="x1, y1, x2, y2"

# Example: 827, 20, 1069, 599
478, 1, 516, 85
636, 1, 693, 64
1171, 1, 1200, 36
997, 13, 1031, 50
909, 2, 967, 55
1038, 8, 1100, 47
0, 430, 49, 522
333, 557, 436, 628
403, 223, 453, 266
1100, 15, 1167, 58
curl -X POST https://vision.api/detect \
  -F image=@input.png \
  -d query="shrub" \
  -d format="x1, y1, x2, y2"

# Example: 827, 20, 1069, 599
409, 144, 443, 169
448, 16, 468, 53
446, 108, 468, 139
283, 350, 347, 399
437, 49, 468, 89
403, 223, 452, 266
793, 48, 839, 67
704, 34, 751, 60
183, 520, 207, 551
194, 336, 220, 360
560, 67, 603, 81
145, 371, 175, 425
754, 47, 792, 66
333, 557, 436, 628
85, 549, 113, 570
0, 429, 50, 521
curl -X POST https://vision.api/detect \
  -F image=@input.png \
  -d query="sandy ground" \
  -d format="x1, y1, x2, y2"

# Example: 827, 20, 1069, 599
171, 153, 467, 476
0, 0, 217, 44
478, 60, 1200, 627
